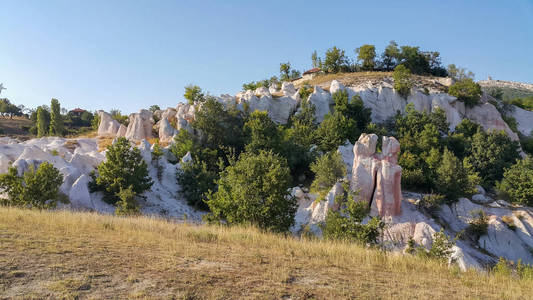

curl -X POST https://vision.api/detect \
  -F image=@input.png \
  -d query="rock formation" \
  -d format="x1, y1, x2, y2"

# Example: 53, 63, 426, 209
125, 109, 154, 141
97, 111, 120, 137
351, 133, 402, 217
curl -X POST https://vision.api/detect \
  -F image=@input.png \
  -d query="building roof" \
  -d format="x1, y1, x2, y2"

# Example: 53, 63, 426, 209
70, 108, 86, 113
303, 68, 321, 75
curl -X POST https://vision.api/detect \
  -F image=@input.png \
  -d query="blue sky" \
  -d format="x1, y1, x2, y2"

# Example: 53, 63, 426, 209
1, 0, 532, 113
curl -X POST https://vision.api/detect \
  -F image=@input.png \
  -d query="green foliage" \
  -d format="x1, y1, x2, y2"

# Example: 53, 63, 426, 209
310, 151, 346, 199
322, 182, 384, 245
447, 64, 474, 81
206, 150, 296, 232
448, 79, 482, 108
244, 111, 283, 154
192, 97, 245, 152
0, 162, 64, 209
426, 230, 455, 261
497, 156, 533, 206
381, 41, 400, 71
115, 186, 140, 216
506, 96, 533, 111
393, 65, 413, 98
435, 149, 479, 202
356, 44, 376, 70
49, 98, 64, 136
36, 106, 49, 137
311, 50, 322, 69
91, 112, 100, 130
466, 209, 488, 240
149, 105, 161, 113
298, 84, 313, 101
110, 109, 129, 125
466, 130, 520, 187
184, 85, 204, 105
151, 140, 164, 160
177, 148, 220, 210
323, 46, 348, 73
417, 194, 446, 215
332, 91, 372, 141
398, 46, 430, 75
89, 137, 153, 205
0, 98, 22, 118
315, 112, 352, 153
169, 129, 195, 160
279, 63, 300, 82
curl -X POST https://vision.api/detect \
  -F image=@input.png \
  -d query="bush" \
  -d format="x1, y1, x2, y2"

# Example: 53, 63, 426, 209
435, 149, 479, 202
0, 162, 64, 209
497, 156, 533, 206
89, 137, 153, 205
466, 209, 488, 240
310, 151, 346, 199
184, 85, 204, 105
467, 130, 520, 187
115, 186, 140, 216
315, 112, 352, 152
332, 90, 372, 142
417, 194, 445, 215
169, 129, 195, 161
322, 183, 384, 245
393, 65, 413, 98
206, 150, 296, 232
448, 79, 482, 108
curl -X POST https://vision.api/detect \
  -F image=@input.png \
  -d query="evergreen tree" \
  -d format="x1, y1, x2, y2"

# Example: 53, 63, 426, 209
36, 106, 48, 137
49, 98, 63, 136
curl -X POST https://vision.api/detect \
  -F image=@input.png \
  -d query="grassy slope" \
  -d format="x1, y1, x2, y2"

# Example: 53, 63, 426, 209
0, 207, 532, 299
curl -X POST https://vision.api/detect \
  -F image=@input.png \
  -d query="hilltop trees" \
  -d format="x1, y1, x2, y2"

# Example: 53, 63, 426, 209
381, 41, 400, 71
280, 62, 301, 81
393, 65, 413, 98
0, 99, 22, 118
36, 106, 49, 137
184, 85, 205, 105
323, 46, 349, 73
356, 44, 376, 71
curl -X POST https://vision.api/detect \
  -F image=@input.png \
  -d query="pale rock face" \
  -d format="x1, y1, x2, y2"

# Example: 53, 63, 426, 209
68, 174, 93, 210
350, 134, 402, 217
138, 139, 152, 165
471, 193, 492, 204
116, 124, 127, 137
413, 222, 437, 248
254, 86, 271, 98
181, 151, 192, 163
281, 82, 296, 96
307, 86, 332, 123
479, 217, 533, 264
511, 105, 533, 136
239, 90, 298, 124
97, 111, 120, 137
268, 85, 278, 94
465, 103, 519, 141
348, 84, 405, 123
0, 152, 10, 174
329, 80, 346, 95
161, 108, 177, 123
125, 109, 154, 141
158, 117, 177, 143
429, 94, 463, 130
337, 141, 354, 179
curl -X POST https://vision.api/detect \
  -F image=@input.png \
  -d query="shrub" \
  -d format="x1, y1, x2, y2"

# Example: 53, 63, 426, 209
467, 130, 520, 187
426, 229, 454, 261
89, 137, 153, 205
393, 65, 413, 98
169, 129, 195, 161
298, 84, 313, 101
466, 209, 488, 240
448, 79, 482, 107
0, 162, 64, 209
417, 194, 445, 215
310, 151, 346, 200
497, 156, 533, 205
244, 111, 282, 154
435, 149, 479, 202
115, 186, 140, 216
332, 91, 372, 142
315, 112, 352, 152
322, 182, 384, 245
206, 150, 296, 232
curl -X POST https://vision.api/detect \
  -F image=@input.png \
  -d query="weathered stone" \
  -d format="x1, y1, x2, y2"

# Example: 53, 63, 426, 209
125, 109, 154, 141
159, 117, 177, 143
308, 86, 332, 123
281, 82, 296, 96
465, 102, 519, 141
97, 110, 120, 137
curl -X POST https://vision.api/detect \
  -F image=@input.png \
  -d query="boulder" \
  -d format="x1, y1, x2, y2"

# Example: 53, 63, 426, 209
125, 109, 154, 141
68, 174, 93, 210
254, 86, 271, 98
97, 111, 120, 137
471, 193, 492, 204
511, 105, 533, 136
479, 217, 533, 264
159, 117, 177, 143
307, 86, 332, 123
116, 124, 127, 137
281, 82, 296, 96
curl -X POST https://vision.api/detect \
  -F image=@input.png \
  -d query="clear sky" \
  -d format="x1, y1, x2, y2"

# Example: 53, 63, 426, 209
1, 0, 532, 113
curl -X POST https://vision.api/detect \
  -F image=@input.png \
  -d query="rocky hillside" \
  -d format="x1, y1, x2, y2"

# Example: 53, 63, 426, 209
2, 73, 533, 274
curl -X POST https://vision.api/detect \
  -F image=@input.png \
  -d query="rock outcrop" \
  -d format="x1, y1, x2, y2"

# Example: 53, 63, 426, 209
350, 134, 402, 217
466, 101, 519, 141
125, 109, 154, 141
97, 111, 120, 137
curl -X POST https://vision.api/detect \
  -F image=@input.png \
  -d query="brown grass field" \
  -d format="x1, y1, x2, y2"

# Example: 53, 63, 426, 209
1, 207, 532, 299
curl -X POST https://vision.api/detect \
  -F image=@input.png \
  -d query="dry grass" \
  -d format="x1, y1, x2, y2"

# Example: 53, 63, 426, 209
97, 136, 115, 152
0, 207, 532, 299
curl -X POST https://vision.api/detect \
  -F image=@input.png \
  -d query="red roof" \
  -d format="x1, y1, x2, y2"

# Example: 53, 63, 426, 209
70, 108, 86, 113
303, 68, 321, 75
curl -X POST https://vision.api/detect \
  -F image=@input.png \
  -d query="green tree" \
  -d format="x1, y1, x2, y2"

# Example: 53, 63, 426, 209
89, 137, 153, 205
0, 162, 64, 209
311, 50, 322, 69
115, 185, 140, 216
280, 62, 292, 81
393, 65, 413, 98
497, 156, 533, 205
332, 90, 372, 142
447, 64, 474, 81
49, 98, 64, 136
149, 105, 161, 113
206, 150, 296, 232
169, 129, 195, 160
244, 111, 282, 154
36, 106, 49, 137
448, 79, 482, 107
356, 44, 376, 70
435, 149, 479, 202
310, 151, 346, 199
316, 112, 352, 152
323, 46, 348, 73
398, 46, 430, 75
381, 41, 400, 71
467, 130, 520, 187
184, 85, 204, 105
